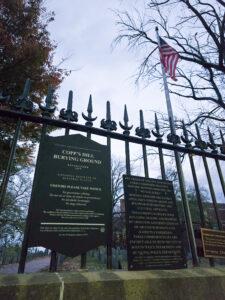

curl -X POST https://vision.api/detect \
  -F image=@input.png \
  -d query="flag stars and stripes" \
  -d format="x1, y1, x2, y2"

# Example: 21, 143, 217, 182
159, 37, 179, 81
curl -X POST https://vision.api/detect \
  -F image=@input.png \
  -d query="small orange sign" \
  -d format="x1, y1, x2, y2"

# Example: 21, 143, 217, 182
201, 228, 225, 258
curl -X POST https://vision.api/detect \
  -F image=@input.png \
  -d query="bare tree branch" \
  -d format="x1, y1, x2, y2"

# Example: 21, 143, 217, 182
114, 0, 225, 127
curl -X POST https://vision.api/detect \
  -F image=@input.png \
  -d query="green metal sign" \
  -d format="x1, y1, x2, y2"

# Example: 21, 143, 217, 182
123, 175, 186, 270
28, 134, 111, 257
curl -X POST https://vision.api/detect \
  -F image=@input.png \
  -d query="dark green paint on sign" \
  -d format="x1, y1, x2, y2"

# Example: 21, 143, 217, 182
123, 175, 186, 270
28, 134, 111, 257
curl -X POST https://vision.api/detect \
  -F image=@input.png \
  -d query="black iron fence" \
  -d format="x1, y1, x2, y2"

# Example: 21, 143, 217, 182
0, 79, 225, 272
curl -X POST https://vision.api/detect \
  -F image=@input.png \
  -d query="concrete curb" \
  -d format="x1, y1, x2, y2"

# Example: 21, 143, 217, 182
1, 267, 225, 300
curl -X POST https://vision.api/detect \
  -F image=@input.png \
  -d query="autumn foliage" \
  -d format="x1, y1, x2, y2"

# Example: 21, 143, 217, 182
0, 0, 66, 174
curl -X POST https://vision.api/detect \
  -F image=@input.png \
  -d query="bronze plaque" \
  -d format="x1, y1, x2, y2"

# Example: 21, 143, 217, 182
27, 134, 111, 257
201, 228, 225, 258
123, 175, 186, 270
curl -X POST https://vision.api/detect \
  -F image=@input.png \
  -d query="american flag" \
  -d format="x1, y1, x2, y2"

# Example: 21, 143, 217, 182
159, 37, 179, 81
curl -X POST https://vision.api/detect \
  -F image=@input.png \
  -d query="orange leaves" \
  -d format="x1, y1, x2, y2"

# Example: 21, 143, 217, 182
0, 0, 66, 172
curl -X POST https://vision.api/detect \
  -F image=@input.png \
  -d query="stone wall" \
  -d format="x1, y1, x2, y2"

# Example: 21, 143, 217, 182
1, 268, 225, 300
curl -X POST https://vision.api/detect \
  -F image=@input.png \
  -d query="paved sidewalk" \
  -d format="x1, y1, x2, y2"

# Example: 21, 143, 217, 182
0, 256, 50, 274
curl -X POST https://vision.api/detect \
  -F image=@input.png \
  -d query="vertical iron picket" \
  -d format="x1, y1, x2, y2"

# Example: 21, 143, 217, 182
181, 122, 214, 266
119, 105, 133, 175
80, 94, 97, 269
207, 127, 225, 197
119, 104, 133, 269
168, 118, 199, 267
135, 110, 150, 178
195, 124, 222, 230
101, 101, 117, 269
174, 150, 199, 266
152, 113, 166, 180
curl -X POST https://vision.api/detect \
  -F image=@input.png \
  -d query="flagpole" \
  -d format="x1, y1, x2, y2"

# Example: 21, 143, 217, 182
155, 27, 199, 267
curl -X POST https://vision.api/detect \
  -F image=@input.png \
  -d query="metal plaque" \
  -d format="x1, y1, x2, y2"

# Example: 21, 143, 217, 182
201, 228, 225, 258
123, 175, 186, 270
28, 134, 111, 257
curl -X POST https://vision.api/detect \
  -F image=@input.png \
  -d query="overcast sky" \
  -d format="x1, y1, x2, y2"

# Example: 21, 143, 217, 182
45, 0, 182, 177
46, 0, 173, 125
44, 0, 224, 203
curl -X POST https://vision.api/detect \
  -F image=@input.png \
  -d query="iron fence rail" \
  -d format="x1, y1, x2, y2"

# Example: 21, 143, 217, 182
0, 108, 225, 160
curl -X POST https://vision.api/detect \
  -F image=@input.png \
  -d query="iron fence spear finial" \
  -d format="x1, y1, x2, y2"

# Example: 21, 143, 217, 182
181, 120, 192, 147
14, 79, 33, 113
87, 94, 93, 114
0, 91, 10, 105
67, 90, 73, 110
155, 113, 159, 132
182, 121, 188, 140
195, 123, 201, 140
82, 95, 97, 127
59, 90, 78, 122
45, 87, 54, 108
124, 104, 129, 125
22, 78, 31, 98
119, 105, 133, 136
39, 87, 55, 117
207, 127, 217, 153
152, 113, 164, 142
167, 117, 180, 144
194, 123, 208, 150
135, 110, 150, 139
100, 101, 117, 131
140, 110, 144, 128
106, 100, 111, 121
220, 129, 225, 144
